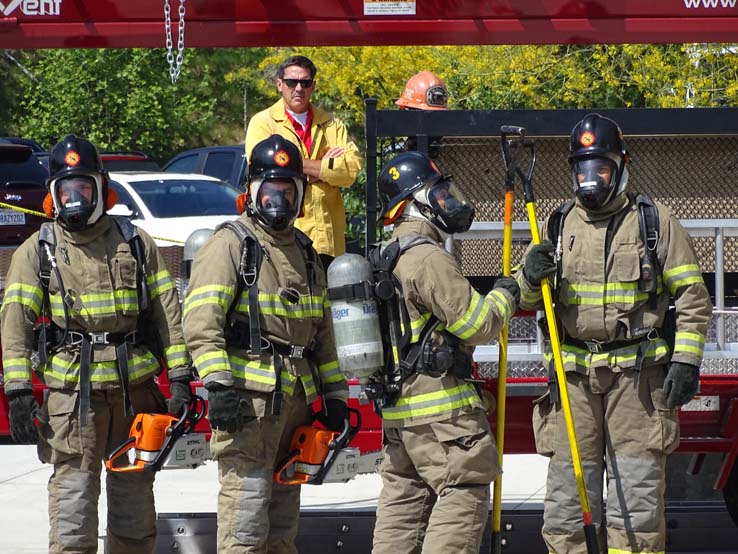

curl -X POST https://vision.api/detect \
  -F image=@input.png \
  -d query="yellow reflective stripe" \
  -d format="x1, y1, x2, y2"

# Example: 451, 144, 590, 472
42, 352, 159, 383
282, 372, 298, 395
2, 357, 33, 380
235, 293, 324, 318
609, 549, 664, 554
147, 270, 175, 298
381, 384, 479, 420
319, 360, 344, 384
194, 350, 231, 378
165, 344, 189, 367
407, 313, 432, 344
566, 281, 663, 306
663, 264, 703, 295
184, 285, 235, 316
228, 355, 276, 385
545, 339, 670, 369
1, 283, 42, 315
300, 373, 318, 398
674, 331, 705, 357
49, 290, 138, 316
447, 291, 493, 341
487, 289, 512, 323
521, 287, 542, 305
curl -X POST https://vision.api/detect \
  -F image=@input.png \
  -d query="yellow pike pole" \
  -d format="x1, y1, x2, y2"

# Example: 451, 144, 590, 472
491, 126, 526, 554
517, 134, 600, 554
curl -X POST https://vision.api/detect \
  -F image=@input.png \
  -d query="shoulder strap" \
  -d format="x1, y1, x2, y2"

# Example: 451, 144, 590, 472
37, 223, 62, 365
218, 220, 263, 355
294, 228, 320, 286
111, 216, 151, 313
546, 200, 575, 290
634, 193, 661, 307
547, 199, 575, 247
38, 222, 56, 294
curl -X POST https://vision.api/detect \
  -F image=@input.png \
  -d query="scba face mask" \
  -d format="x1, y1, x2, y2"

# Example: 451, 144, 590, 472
50, 174, 103, 231
251, 178, 303, 231
415, 179, 475, 234
571, 157, 621, 211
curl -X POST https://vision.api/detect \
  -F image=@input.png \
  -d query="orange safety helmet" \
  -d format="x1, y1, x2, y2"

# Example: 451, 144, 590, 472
395, 71, 449, 111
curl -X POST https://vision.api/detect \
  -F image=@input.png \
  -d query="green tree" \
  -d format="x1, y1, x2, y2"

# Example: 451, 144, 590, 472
13, 48, 270, 161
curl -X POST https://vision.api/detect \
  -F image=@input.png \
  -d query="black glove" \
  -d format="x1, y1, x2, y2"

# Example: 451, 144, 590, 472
167, 378, 194, 416
8, 391, 39, 444
205, 383, 255, 433
663, 362, 700, 409
317, 398, 349, 432
523, 240, 557, 286
493, 276, 520, 306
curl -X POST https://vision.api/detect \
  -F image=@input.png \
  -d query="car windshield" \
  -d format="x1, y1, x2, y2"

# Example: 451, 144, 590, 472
127, 178, 240, 218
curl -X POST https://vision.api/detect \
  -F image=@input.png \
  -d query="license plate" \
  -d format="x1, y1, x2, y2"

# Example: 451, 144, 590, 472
0, 209, 25, 225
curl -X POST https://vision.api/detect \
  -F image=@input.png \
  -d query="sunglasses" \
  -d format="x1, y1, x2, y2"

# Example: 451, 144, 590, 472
282, 78, 314, 89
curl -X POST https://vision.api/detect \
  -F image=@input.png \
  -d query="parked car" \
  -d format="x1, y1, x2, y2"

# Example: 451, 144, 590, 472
0, 144, 48, 245
107, 171, 240, 246
101, 151, 161, 172
0, 136, 45, 152
163, 145, 247, 189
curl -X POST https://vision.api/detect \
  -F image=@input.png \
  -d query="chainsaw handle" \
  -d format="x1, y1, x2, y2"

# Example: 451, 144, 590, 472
105, 436, 146, 473
274, 450, 311, 486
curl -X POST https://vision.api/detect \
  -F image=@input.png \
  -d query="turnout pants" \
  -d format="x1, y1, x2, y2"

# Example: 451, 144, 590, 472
372, 409, 500, 554
210, 382, 313, 554
532, 364, 679, 554
36, 379, 167, 554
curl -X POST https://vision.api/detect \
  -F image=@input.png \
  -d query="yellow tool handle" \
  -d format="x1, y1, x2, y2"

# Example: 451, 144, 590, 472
525, 201, 594, 525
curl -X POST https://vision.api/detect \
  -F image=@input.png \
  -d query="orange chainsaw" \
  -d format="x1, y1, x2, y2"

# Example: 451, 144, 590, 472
105, 396, 207, 473
274, 407, 380, 485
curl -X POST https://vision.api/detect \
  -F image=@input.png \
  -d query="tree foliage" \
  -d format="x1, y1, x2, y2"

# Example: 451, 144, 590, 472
10, 48, 269, 161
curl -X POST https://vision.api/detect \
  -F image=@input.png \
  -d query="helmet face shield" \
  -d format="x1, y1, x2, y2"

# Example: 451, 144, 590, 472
49, 172, 104, 231
250, 177, 304, 231
571, 157, 618, 211
417, 179, 475, 234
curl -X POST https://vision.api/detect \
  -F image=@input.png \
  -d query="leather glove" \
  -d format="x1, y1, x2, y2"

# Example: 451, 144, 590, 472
493, 276, 520, 306
523, 240, 557, 286
8, 391, 39, 444
317, 398, 349, 432
664, 362, 700, 409
167, 378, 194, 416
205, 383, 255, 433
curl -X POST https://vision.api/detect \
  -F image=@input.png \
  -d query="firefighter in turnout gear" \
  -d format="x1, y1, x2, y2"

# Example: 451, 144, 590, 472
517, 114, 712, 553
183, 134, 348, 553
371, 151, 520, 554
0, 135, 192, 554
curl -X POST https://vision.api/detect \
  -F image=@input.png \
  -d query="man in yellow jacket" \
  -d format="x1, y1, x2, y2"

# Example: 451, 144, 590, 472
245, 54, 362, 267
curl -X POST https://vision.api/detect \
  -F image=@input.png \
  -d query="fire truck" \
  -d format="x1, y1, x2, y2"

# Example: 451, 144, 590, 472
2, 2, 738, 552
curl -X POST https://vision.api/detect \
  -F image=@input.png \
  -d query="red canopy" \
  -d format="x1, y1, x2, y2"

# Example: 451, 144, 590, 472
1, 0, 737, 49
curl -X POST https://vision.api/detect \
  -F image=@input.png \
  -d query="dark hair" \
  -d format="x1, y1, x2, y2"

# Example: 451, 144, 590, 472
277, 55, 317, 80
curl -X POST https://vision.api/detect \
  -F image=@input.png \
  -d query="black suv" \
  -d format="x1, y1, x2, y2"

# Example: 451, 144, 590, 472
0, 144, 48, 245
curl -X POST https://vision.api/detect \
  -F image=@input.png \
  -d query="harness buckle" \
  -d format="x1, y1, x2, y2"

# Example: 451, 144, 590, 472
583, 339, 605, 353
90, 332, 110, 345
290, 345, 306, 359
